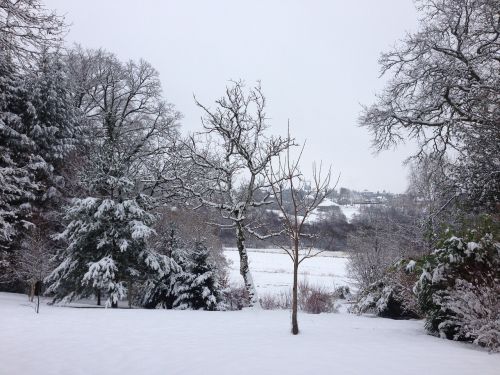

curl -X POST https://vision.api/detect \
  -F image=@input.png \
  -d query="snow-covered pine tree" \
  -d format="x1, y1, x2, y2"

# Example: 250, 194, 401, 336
138, 225, 222, 310
0, 52, 38, 280
167, 226, 193, 309
0, 0, 72, 288
183, 241, 220, 311
19, 52, 80, 286
139, 224, 185, 309
46, 190, 177, 307
0, 50, 80, 288
25, 51, 79, 206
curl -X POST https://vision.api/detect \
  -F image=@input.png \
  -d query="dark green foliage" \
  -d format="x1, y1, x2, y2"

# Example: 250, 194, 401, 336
414, 221, 500, 342
0, 50, 80, 290
184, 242, 220, 311
0, 53, 37, 255
138, 225, 191, 309
138, 226, 221, 310
350, 263, 421, 319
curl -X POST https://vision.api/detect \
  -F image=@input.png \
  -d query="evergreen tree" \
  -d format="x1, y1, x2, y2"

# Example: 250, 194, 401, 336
0, 50, 80, 287
46, 192, 175, 307
139, 225, 184, 309
167, 230, 193, 310
0, 53, 38, 280
138, 226, 222, 311
25, 51, 79, 206
183, 241, 220, 311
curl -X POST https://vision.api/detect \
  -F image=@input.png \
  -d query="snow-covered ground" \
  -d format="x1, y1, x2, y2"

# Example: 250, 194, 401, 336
1, 292, 498, 375
1, 249, 498, 374
224, 248, 350, 295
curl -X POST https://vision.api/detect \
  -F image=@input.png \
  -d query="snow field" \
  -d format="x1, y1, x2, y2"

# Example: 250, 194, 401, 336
0, 292, 498, 375
224, 248, 350, 295
1, 248, 498, 375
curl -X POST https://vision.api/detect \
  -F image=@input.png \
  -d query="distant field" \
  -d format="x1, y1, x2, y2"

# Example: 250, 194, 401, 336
224, 248, 351, 294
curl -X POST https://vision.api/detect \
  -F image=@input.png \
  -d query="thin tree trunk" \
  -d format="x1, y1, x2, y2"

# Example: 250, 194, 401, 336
236, 222, 260, 308
291, 237, 299, 335
29, 280, 35, 302
97, 289, 101, 306
128, 281, 133, 309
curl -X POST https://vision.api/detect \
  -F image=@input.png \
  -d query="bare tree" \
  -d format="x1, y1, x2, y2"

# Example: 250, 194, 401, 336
0, 0, 65, 67
64, 46, 181, 198
360, 0, 500, 210
175, 81, 291, 307
12, 228, 54, 313
265, 135, 335, 334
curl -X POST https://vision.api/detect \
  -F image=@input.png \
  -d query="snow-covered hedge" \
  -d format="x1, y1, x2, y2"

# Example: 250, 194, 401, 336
414, 232, 500, 351
350, 264, 421, 319
350, 219, 500, 351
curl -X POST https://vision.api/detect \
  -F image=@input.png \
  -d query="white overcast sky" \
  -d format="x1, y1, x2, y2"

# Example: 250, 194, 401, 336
44, 0, 419, 193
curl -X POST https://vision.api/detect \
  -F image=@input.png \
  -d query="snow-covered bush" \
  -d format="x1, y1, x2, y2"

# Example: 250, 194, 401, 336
414, 230, 500, 350
332, 285, 351, 300
434, 280, 500, 351
350, 263, 421, 319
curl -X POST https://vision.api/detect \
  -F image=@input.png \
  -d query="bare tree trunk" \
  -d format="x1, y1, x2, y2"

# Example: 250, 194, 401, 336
128, 281, 133, 309
291, 237, 299, 335
29, 281, 35, 302
236, 222, 260, 308
96, 289, 101, 306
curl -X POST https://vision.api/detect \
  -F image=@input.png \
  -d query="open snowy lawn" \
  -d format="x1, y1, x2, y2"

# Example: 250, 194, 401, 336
0, 293, 498, 375
224, 248, 350, 294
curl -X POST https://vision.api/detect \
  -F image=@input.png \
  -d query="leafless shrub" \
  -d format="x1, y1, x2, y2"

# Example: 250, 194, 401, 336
298, 280, 337, 314
261, 281, 337, 314
260, 291, 292, 310
219, 282, 249, 311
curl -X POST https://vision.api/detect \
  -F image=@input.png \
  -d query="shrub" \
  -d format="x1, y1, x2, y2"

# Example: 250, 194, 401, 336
350, 262, 421, 319
332, 285, 351, 300
260, 291, 291, 310
434, 279, 500, 351
298, 281, 337, 314
219, 282, 249, 311
261, 281, 337, 314
414, 231, 500, 350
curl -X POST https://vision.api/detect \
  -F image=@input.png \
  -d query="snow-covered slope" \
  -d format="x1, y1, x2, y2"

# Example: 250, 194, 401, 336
1, 292, 498, 375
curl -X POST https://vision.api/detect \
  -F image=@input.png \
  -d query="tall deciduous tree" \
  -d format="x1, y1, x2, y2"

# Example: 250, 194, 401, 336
360, 0, 500, 210
0, 0, 64, 68
176, 81, 291, 307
